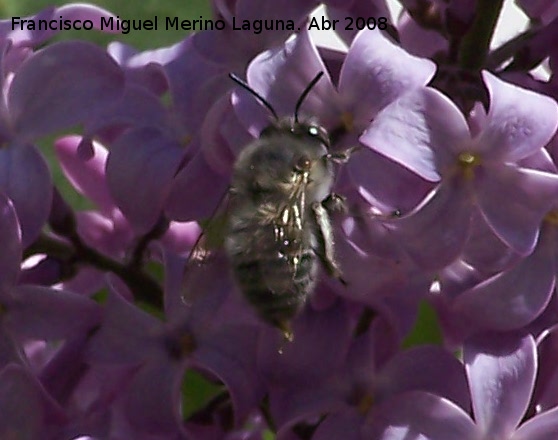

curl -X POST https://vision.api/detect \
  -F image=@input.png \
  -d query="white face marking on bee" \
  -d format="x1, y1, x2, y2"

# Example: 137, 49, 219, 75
281, 207, 289, 224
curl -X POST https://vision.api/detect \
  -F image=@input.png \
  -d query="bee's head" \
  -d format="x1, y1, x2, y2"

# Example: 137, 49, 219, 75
229, 71, 336, 201
260, 117, 331, 150
229, 71, 329, 148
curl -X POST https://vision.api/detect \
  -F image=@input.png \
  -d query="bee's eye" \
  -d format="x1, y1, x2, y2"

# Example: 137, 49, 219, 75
308, 125, 320, 137
294, 155, 312, 172
306, 124, 330, 147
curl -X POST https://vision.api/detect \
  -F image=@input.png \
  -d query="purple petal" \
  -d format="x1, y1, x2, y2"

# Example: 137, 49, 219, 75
246, 30, 340, 126
0, 143, 52, 246
165, 37, 231, 131
363, 391, 478, 440
6, 285, 101, 340
534, 324, 558, 412
125, 361, 183, 435
206, 0, 316, 62
477, 71, 558, 162
464, 333, 536, 437
514, 406, 558, 439
475, 165, 558, 255
55, 3, 119, 31
9, 41, 124, 140
0, 364, 66, 437
5, 4, 118, 47
375, 345, 470, 411
109, 40, 182, 68
106, 127, 183, 233
106, 43, 168, 95
462, 210, 523, 275
326, 1, 391, 45
203, 93, 250, 168
519, 148, 558, 173
75, 210, 132, 257
360, 87, 470, 182
0, 193, 21, 289
398, 11, 448, 58
194, 324, 264, 426
332, 234, 409, 308
160, 221, 201, 256
85, 84, 169, 137
55, 135, 116, 216
0, 328, 26, 368
86, 292, 163, 365
257, 301, 352, 386
348, 148, 434, 213
517, 0, 558, 24
271, 385, 345, 436
311, 409, 363, 440
339, 29, 436, 128
453, 234, 555, 331
165, 151, 230, 222
235, 0, 316, 27
388, 180, 471, 270
1, 7, 55, 46
58, 266, 105, 297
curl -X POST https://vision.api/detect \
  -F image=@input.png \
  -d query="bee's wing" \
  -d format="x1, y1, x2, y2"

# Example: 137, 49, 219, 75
181, 189, 232, 308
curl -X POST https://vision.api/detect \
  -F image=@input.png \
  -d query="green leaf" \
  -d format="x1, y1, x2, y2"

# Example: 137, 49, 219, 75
263, 429, 276, 440
402, 300, 443, 348
181, 370, 225, 420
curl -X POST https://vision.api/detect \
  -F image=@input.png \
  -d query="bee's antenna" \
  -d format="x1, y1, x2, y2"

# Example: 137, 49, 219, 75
294, 71, 324, 124
228, 73, 279, 121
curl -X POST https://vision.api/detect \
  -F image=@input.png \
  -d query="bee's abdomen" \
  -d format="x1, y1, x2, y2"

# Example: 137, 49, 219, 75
226, 223, 317, 328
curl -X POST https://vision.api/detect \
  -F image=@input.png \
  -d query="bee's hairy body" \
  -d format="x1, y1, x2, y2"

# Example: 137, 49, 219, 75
225, 121, 342, 332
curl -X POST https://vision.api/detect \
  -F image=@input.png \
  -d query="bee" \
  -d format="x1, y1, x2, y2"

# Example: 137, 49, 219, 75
184, 72, 350, 341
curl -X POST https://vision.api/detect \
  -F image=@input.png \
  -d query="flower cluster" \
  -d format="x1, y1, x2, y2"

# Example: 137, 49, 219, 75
3, 1, 558, 439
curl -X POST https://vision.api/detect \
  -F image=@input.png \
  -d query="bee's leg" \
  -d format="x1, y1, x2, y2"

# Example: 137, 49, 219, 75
311, 201, 347, 285
322, 193, 347, 214
324, 146, 361, 164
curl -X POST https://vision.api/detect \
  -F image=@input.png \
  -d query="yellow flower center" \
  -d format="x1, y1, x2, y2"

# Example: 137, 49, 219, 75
357, 393, 374, 414
341, 111, 354, 133
457, 151, 480, 179
544, 210, 558, 226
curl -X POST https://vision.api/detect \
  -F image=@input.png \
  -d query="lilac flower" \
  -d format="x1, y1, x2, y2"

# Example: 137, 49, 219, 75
364, 332, 558, 439
268, 316, 470, 439
0, 40, 123, 245
86, 257, 264, 436
360, 71, 558, 269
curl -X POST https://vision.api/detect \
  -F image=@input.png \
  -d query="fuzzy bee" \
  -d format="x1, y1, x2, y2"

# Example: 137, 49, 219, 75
184, 72, 349, 340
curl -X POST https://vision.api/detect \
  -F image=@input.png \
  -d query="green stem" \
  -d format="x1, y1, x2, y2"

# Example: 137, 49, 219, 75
458, 0, 505, 70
